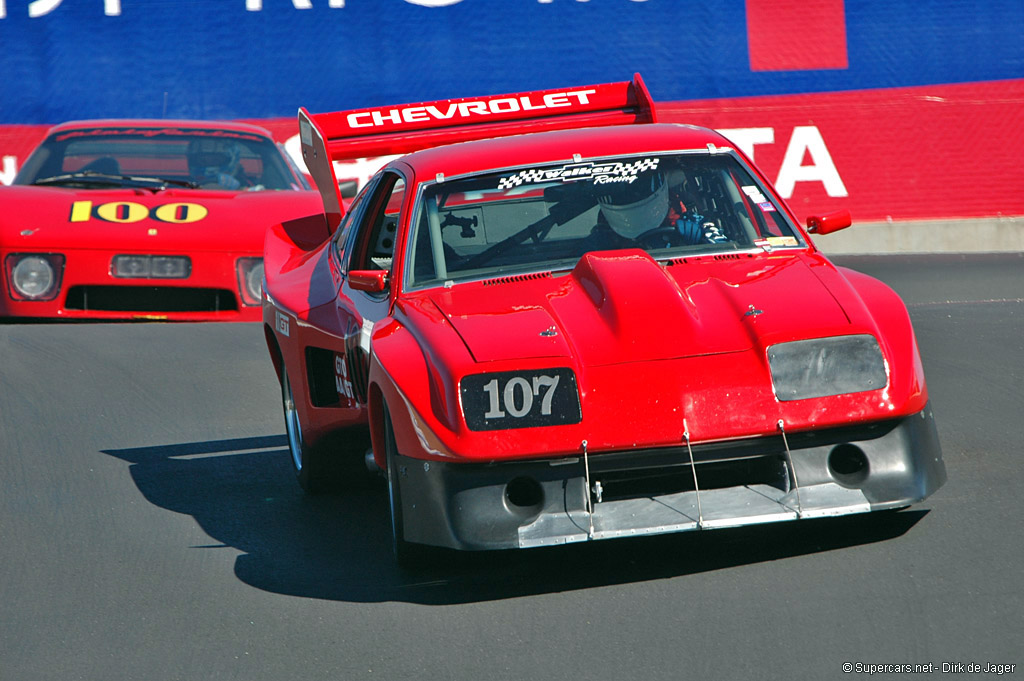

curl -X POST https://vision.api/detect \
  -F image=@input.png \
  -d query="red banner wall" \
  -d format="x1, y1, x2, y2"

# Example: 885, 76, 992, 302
4, 79, 1022, 224
659, 79, 1024, 223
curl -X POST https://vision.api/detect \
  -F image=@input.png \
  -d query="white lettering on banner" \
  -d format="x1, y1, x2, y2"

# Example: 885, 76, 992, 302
1, 156, 17, 186
717, 126, 847, 199
347, 90, 597, 129
2, 0, 647, 17
717, 127, 774, 162
28, 0, 60, 17
775, 125, 847, 197
246, 0, 344, 9
17, 0, 118, 17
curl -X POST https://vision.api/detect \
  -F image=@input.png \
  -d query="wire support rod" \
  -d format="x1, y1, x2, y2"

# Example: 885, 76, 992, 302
582, 439, 594, 539
683, 419, 704, 528
777, 419, 803, 516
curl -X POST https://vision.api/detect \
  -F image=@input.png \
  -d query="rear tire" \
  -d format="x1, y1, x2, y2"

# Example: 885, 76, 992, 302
281, 368, 326, 493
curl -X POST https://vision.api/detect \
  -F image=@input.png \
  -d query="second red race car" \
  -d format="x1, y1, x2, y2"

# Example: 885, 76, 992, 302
262, 75, 946, 566
1, 120, 321, 321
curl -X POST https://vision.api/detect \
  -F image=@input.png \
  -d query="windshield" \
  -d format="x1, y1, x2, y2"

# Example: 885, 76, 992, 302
14, 127, 304, 191
405, 152, 803, 289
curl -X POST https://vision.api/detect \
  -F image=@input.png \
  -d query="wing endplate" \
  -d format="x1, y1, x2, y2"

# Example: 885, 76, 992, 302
298, 107, 345, 232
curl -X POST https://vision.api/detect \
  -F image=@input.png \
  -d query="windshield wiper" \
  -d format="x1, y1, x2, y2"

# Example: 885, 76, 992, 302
33, 171, 198, 190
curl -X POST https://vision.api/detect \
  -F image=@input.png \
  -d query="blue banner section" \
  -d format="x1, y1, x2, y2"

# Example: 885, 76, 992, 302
1, 0, 1022, 125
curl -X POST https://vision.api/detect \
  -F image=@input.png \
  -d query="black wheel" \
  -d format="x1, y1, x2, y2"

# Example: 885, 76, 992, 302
281, 368, 326, 493
383, 404, 432, 569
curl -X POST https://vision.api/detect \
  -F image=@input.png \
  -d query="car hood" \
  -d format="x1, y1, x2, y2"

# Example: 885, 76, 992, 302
427, 249, 853, 368
0, 185, 322, 252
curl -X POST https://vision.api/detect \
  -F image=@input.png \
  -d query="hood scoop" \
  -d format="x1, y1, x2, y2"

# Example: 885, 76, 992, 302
550, 250, 754, 366
431, 249, 850, 368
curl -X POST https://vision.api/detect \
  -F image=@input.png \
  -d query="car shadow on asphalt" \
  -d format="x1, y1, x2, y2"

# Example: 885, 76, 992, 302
103, 435, 927, 605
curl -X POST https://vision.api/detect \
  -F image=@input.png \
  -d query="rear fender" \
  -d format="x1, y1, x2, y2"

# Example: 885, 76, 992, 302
264, 322, 284, 386
263, 213, 334, 312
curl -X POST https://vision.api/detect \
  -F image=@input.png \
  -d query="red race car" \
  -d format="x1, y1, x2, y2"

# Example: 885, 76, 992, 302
1, 120, 321, 321
263, 75, 946, 565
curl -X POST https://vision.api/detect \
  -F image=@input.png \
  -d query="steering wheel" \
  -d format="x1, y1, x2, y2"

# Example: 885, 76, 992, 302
635, 226, 688, 249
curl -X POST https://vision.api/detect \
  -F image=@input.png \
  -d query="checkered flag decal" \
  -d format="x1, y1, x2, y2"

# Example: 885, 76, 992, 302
631, 158, 659, 173
498, 169, 547, 190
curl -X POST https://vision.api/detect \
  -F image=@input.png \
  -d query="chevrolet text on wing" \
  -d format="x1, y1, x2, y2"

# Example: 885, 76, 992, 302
347, 89, 598, 129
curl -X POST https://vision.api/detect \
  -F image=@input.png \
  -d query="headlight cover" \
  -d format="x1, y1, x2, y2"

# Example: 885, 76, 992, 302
768, 334, 887, 401
6, 253, 65, 301
236, 257, 264, 306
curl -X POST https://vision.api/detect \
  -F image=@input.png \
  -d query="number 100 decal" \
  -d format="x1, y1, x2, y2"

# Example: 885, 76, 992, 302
460, 368, 581, 431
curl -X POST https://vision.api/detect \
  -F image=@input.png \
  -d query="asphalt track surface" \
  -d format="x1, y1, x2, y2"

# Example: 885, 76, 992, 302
2, 253, 1022, 681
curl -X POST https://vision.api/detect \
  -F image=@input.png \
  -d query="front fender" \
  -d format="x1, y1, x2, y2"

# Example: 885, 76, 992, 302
838, 266, 929, 412
368, 317, 446, 470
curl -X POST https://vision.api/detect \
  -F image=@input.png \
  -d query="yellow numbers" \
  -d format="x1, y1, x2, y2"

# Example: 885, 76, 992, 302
69, 200, 208, 224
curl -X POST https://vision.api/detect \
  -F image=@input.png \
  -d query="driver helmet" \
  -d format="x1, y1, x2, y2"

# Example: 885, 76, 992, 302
597, 171, 669, 239
187, 138, 242, 184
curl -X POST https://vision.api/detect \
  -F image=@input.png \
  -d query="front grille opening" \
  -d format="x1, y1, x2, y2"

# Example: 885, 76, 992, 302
597, 454, 790, 503
65, 285, 239, 312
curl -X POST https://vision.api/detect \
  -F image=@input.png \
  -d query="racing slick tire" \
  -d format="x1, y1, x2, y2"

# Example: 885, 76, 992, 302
281, 367, 330, 493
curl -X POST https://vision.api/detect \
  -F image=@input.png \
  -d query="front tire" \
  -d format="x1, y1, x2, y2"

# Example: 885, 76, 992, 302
383, 404, 433, 569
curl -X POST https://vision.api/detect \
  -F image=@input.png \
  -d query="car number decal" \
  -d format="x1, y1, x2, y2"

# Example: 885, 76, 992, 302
69, 200, 209, 224
461, 368, 581, 431
335, 352, 354, 402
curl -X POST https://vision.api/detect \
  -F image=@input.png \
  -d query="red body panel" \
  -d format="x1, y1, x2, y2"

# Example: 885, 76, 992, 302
263, 121, 928, 459
1, 120, 321, 321
368, 250, 926, 464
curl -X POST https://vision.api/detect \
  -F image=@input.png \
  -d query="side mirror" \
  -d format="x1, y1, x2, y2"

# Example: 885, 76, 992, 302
349, 269, 388, 293
806, 209, 852, 235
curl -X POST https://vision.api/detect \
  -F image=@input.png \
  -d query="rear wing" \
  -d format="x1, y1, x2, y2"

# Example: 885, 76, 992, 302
297, 74, 657, 231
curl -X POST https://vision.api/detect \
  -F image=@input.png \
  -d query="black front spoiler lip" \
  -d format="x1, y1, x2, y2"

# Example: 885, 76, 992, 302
391, 404, 946, 551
